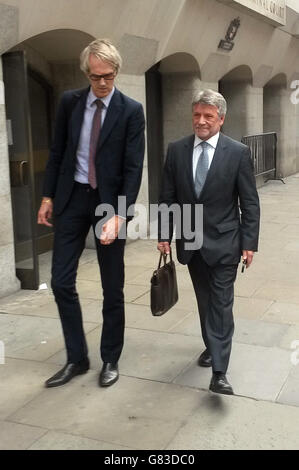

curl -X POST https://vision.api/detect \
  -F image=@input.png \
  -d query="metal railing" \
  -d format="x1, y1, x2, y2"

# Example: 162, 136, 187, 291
241, 132, 284, 183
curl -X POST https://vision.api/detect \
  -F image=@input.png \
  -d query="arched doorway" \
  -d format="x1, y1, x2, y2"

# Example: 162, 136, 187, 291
219, 65, 255, 141
2, 29, 94, 288
145, 52, 200, 205
263, 74, 289, 178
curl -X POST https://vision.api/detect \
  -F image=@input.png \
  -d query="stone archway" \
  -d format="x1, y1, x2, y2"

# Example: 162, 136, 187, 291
10, 29, 95, 101
145, 52, 200, 205
263, 73, 295, 177
219, 65, 258, 141
1, 29, 95, 289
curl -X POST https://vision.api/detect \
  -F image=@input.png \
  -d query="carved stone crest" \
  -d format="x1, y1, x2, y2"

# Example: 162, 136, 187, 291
218, 17, 241, 51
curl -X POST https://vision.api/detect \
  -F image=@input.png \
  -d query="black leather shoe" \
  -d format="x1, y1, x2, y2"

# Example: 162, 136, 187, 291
45, 359, 89, 388
99, 362, 119, 387
209, 373, 234, 395
197, 349, 212, 367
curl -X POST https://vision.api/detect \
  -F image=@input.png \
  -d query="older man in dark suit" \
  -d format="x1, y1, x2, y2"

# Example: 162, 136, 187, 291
158, 89, 260, 395
38, 39, 145, 388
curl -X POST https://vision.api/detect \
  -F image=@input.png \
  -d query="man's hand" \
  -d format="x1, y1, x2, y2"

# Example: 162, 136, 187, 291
157, 242, 171, 255
37, 198, 53, 227
242, 250, 254, 268
100, 216, 125, 245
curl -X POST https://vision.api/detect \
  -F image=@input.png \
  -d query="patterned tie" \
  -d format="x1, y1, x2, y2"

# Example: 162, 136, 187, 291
88, 99, 102, 189
194, 141, 210, 198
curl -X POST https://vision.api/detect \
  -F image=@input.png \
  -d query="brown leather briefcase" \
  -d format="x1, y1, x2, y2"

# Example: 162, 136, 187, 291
150, 250, 179, 316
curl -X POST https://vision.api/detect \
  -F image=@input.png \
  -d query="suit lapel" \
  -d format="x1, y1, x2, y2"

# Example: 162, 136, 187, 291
184, 135, 197, 200
70, 87, 90, 154
98, 88, 124, 150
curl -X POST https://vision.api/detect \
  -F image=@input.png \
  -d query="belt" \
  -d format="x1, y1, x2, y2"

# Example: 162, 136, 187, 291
74, 181, 97, 190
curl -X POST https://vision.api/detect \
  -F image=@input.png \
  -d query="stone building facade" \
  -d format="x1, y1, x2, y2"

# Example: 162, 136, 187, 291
0, 0, 298, 296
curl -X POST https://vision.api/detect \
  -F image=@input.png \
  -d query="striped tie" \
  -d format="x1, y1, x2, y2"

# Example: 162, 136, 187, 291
194, 141, 210, 198
88, 99, 102, 189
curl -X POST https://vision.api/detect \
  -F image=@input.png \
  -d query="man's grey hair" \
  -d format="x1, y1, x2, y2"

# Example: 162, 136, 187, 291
80, 38, 122, 75
192, 89, 227, 116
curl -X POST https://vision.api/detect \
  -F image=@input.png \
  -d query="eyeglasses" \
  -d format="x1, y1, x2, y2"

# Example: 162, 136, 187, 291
88, 73, 115, 82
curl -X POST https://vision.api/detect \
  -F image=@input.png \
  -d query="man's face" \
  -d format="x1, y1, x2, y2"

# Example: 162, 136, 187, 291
87, 54, 116, 98
192, 103, 225, 140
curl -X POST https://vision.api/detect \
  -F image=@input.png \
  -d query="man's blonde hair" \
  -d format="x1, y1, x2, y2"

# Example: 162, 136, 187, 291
80, 39, 122, 75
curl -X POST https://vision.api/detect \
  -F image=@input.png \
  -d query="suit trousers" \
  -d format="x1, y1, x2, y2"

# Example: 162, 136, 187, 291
51, 182, 126, 364
188, 250, 238, 373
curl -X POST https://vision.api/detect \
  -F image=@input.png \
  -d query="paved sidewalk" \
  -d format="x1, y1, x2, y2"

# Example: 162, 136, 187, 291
1, 175, 299, 450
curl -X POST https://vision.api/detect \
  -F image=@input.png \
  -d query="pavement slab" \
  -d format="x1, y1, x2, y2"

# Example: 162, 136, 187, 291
28, 430, 133, 450
0, 421, 47, 450
8, 375, 202, 450
1, 175, 299, 449
277, 361, 299, 407
166, 394, 299, 450
262, 301, 299, 325
0, 359, 59, 420
124, 301, 193, 332
174, 342, 293, 402
0, 312, 97, 362
46, 326, 203, 383
233, 317, 290, 348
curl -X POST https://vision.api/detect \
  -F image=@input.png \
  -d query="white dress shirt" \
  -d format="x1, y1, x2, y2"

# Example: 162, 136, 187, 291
192, 132, 220, 181
74, 87, 115, 184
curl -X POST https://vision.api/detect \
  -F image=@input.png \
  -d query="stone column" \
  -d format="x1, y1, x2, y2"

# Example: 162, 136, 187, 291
200, 82, 219, 92
0, 57, 20, 297
264, 85, 297, 178
116, 73, 148, 241
161, 72, 201, 154
280, 89, 297, 177
297, 101, 299, 174
290, 82, 299, 173
220, 82, 263, 141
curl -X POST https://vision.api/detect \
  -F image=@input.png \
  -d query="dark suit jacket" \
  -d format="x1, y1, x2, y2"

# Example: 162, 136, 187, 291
43, 87, 145, 217
159, 133, 260, 266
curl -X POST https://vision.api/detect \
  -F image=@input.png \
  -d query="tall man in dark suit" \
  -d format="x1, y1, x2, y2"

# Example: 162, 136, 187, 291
38, 39, 145, 388
158, 89, 260, 395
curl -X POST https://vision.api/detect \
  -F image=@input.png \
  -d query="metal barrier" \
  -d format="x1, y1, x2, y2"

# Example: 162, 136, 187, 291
241, 132, 284, 183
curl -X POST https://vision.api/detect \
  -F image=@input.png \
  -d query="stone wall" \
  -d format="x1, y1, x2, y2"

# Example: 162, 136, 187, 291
0, 58, 20, 296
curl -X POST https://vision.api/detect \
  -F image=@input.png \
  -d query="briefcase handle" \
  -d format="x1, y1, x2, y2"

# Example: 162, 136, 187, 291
158, 247, 173, 269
